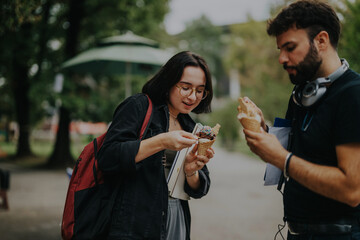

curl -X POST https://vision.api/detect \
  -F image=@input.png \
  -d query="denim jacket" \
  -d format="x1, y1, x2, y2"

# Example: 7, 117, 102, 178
98, 93, 211, 239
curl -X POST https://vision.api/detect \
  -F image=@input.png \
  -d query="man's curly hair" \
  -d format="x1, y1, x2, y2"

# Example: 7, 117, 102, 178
267, 0, 341, 48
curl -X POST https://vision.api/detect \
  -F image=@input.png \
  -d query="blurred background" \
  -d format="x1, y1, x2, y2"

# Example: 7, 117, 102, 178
0, 0, 359, 239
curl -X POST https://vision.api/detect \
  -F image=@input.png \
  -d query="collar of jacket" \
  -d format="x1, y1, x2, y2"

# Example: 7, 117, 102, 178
153, 103, 196, 133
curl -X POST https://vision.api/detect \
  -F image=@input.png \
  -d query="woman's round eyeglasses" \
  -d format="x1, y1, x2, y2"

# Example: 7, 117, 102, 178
175, 84, 209, 100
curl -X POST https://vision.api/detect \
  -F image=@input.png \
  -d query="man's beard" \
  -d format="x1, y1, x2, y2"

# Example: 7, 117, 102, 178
284, 43, 322, 85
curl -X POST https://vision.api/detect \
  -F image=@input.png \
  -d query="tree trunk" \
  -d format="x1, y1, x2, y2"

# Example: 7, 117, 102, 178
9, 1, 52, 159
47, 0, 84, 168
11, 23, 33, 158
47, 107, 74, 167
13, 61, 32, 157
4, 118, 10, 143
34, 0, 52, 82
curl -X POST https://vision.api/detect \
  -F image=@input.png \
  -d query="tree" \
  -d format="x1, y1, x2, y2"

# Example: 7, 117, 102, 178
338, 0, 360, 72
0, 0, 50, 157
224, 20, 292, 122
0, 0, 170, 166
47, 0, 85, 167
48, 0, 170, 167
176, 15, 228, 96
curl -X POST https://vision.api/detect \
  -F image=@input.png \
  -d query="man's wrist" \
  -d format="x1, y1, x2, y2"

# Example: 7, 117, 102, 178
284, 152, 294, 179
265, 124, 269, 132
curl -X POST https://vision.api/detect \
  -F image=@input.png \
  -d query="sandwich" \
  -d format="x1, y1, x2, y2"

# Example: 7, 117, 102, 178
237, 97, 261, 132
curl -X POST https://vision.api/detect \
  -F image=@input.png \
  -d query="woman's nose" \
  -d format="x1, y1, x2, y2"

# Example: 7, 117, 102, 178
188, 90, 197, 100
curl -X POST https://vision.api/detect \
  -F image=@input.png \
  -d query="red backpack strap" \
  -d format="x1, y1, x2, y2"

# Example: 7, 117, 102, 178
94, 94, 152, 170
139, 94, 153, 140
93, 95, 152, 185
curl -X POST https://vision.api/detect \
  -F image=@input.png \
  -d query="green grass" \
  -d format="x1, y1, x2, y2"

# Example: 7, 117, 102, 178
0, 134, 259, 167
0, 136, 90, 167
0, 141, 16, 155
0, 139, 86, 157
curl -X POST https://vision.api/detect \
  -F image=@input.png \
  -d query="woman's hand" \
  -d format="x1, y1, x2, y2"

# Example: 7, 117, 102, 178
183, 144, 214, 190
161, 130, 197, 151
136, 130, 196, 163
184, 144, 214, 175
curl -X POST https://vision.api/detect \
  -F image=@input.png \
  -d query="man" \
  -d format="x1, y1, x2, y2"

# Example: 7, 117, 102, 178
243, 0, 360, 239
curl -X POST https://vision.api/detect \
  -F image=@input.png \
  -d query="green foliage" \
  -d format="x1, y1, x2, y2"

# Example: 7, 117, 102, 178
225, 20, 292, 123
200, 100, 240, 150
338, 0, 360, 72
56, 0, 171, 122
73, 0, 169, 51
0, 1, 56, 129
0, 0, 42, 34
0, 0, 172, 159
175, 15, 228, 96
60, 74, 149, 122
0, 0, 171, 126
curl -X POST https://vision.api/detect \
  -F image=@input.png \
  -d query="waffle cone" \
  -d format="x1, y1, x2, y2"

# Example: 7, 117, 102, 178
197, 139, 215, 156
240, 117, 261, 132
212, 124, 221, 135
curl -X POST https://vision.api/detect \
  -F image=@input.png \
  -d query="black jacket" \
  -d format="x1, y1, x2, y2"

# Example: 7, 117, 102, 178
98, 93, 211, 239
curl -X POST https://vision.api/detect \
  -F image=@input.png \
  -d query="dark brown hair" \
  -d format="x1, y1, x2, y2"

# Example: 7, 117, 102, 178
142, 51, 213, 113
267, 0, 341, 48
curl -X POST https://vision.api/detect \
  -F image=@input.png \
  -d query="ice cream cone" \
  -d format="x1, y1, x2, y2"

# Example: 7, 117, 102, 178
212, 124, 221, 135
240, 117, 261, 132
197, 139, 215, 156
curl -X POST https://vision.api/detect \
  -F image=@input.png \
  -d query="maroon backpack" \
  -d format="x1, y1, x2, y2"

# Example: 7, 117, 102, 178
61, 95, 153, 240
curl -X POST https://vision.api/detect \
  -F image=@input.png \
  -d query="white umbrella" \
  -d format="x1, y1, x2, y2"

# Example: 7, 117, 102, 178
62, 31, 173, 97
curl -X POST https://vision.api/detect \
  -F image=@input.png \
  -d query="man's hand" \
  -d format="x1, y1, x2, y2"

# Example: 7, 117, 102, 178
243, 129, 288, 169
242, 97, 268, 132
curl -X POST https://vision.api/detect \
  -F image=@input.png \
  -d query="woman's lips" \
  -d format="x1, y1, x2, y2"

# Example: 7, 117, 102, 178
182, 101, 195, 109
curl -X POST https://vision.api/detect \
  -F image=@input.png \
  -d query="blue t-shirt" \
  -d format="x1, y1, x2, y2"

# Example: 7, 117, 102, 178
284, 69, 360, 223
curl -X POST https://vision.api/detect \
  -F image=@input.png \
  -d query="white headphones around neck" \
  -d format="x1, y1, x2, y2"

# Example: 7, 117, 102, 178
292, 59, 349, 107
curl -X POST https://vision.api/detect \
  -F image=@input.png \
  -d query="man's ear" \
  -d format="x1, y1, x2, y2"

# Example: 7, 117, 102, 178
314, 31, 330, 51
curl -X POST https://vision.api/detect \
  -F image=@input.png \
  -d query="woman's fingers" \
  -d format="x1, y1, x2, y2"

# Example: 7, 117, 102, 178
191, 144, 198, 154
206, 147, 214, 159
165, 130, 197, 150
196, 161, 205, 167
178, 131, 197, 147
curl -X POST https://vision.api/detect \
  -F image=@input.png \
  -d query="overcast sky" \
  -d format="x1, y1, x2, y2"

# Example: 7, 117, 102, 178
164, 0, 279, 34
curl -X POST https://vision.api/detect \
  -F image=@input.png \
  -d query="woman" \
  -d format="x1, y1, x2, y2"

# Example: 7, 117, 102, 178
98, 51, 214, 240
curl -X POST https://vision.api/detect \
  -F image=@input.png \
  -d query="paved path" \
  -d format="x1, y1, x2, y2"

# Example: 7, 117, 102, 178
0, 164, 68, 240
190, 147, 287, 240
0, 147, 287, 240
